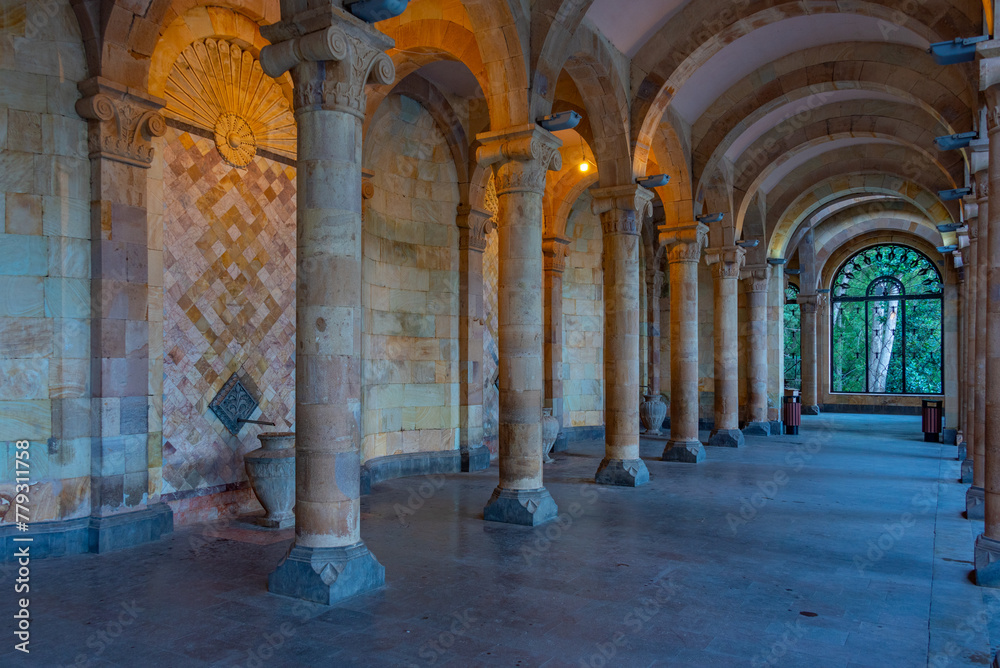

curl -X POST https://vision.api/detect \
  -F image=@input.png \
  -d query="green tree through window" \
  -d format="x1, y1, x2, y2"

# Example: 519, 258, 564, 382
830, 244, 943, 394
784, 283, 801, 390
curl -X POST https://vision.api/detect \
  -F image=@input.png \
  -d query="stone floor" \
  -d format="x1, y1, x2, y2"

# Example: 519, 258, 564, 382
1, 414, 997, 667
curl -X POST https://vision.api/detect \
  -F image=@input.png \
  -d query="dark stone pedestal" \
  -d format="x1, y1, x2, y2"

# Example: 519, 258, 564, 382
462, 446, 491, 472
957, 442, 967, 462
802, 405, 820, 416
770, 420, 784, 436
268, 542, 385, 605
662, 440, 705, 463
742, 421, 771, 437
975, 534, 1000, 588
967, 485, 985, 520
708, 429, 745, 448
595, 458, 649, 486
483, 487, 558, 526
962, 459, 974, 484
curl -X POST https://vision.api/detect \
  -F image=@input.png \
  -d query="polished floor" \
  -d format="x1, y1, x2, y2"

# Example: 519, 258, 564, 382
1, 414, 996, 667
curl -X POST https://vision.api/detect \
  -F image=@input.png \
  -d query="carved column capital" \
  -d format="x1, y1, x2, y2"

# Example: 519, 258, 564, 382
543, 234, 571, 273
76, 77, 166, 168
591, 184, 654, 236
261, 8, 395, 117
705, 246, 746, 280
660, 222, 709, 264
797, 293, 820, 313
476, 124, 562, 196
742, 265, 772, 293
985, 82, 1000, 135
457, 205, 494, 252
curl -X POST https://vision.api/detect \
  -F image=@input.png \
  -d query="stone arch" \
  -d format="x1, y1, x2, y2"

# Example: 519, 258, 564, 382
547, 169, 599, 239
460, 0, 531, 127
818, 229, 953, 292
645, 111, 694, 229
530, 0, 598, 120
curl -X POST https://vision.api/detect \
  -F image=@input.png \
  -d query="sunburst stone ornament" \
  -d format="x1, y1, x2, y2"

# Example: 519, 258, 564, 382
165, 39, 295, 168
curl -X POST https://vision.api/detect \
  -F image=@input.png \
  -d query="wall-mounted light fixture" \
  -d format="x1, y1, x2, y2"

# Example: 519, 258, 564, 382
936, 245, 959, 253
696, 212, 724, 224
934, 131, 979, 151
637, 174, 670, 189
817, 288, 831, 294
537, 110, 582, 132
736, 240, 759, 248
928, 35, 989, 65
937, 222, 963, 232
938, 187, 972, 201
785, 269, 802, 276
347, 0, 411, 22
767, 258, 787, 266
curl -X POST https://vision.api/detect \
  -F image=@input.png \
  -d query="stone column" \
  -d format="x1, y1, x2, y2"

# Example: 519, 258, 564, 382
744, 266, 772, 436
477, 125, 562, 525
661, 223, 709, 462
976, 76, 1000, 584
543, 234, 571, 450
799, 293, 821, 415
592, 185, 655, 485
965, 218, 979, 483
259, 9, 396, 603
643, 265, 667, 435
972, 166, 989, 520
457, 206, 492, 472
768, 264, 786, 434
705, 246, 746, 446
76, 78, 173, 548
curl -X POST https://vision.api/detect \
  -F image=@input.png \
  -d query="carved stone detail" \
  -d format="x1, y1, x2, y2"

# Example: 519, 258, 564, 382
458, 206, 494, 252
165, 39, 297, 166
543, 235, 572, 273
76, 78, 166, 168
261, 18, 395, 118
705, 246, 746, 279
797, 293, 819, 313
592, 185, 655, 236
743, 265, 772, 293
661, 223, 709, 263
477, 124, 563, 196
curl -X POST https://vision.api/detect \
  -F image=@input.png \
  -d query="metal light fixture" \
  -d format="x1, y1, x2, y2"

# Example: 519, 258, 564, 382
936, 245, 959, 253
937, 222, 963, 232
928, 35, 989, 65
767, 258, 787, 266
537, 110, 582, 132
347, 0, 411, 22
696, 212, 724, 224
817, 288, 831, 294
637, 174, 670, 189
938, 187, 972, 201
736, 240, 759, 248
786, 269, 802, 275
934, 131, 979, 151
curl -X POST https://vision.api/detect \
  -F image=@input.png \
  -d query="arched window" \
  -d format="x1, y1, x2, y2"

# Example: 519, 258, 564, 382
784, 282, 801, 390
830, 244, 943, 394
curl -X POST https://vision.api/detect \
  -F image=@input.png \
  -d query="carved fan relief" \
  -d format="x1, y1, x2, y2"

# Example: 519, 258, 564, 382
165, 39, 296, 167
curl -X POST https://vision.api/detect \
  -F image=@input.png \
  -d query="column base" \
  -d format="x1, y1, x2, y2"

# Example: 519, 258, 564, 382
967, 485, 985, 520
268, 541, 385, 605
662, 440, 705, 463
595, 458, 650, 486
483, 487, 558, 526
770, 420, 784, 436
957, 442, 967, 462
961, 459, 974, 484
708, 429, 745, 448
742, 421, 771, 437
802, 405, 820, 416
461, 445, 491, 472
975, 534, 1000, 588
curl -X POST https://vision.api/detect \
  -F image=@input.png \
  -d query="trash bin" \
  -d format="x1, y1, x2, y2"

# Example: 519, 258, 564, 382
783, 394, 801, 436
922, 399, 942, 443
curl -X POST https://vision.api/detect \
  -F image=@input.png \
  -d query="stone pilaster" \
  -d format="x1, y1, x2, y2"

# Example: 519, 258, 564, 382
767, 263, 786, 434
798, 293, 821, 415
259, 5, 396, 603
744, 266, 772, 436
646, 267, 665, 398
981, 82, 1000, 553
543, 234, 570, 451
458, 206, 492, 472
966, 216, 979, 483
660, 223, 709, 462
705, 246, 746, 447
592, 185, 655, 486
972, 166, 989, 521
76, 77, 169, 531
476, 124, 562, 525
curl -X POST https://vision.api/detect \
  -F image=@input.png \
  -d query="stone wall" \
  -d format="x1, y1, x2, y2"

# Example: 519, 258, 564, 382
159, 128, 296, 524
0, 0, 92, 524
362, 94, 461, 462
562, 195, 604, 428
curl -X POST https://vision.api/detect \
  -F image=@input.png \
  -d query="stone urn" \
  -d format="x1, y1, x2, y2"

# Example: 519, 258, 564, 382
639, 394, 667, 435
244, 432, 295, 529
542, 408, 560, 463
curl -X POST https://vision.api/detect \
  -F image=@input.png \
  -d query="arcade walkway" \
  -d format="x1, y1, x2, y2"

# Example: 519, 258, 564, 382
1, 414, 995, 667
